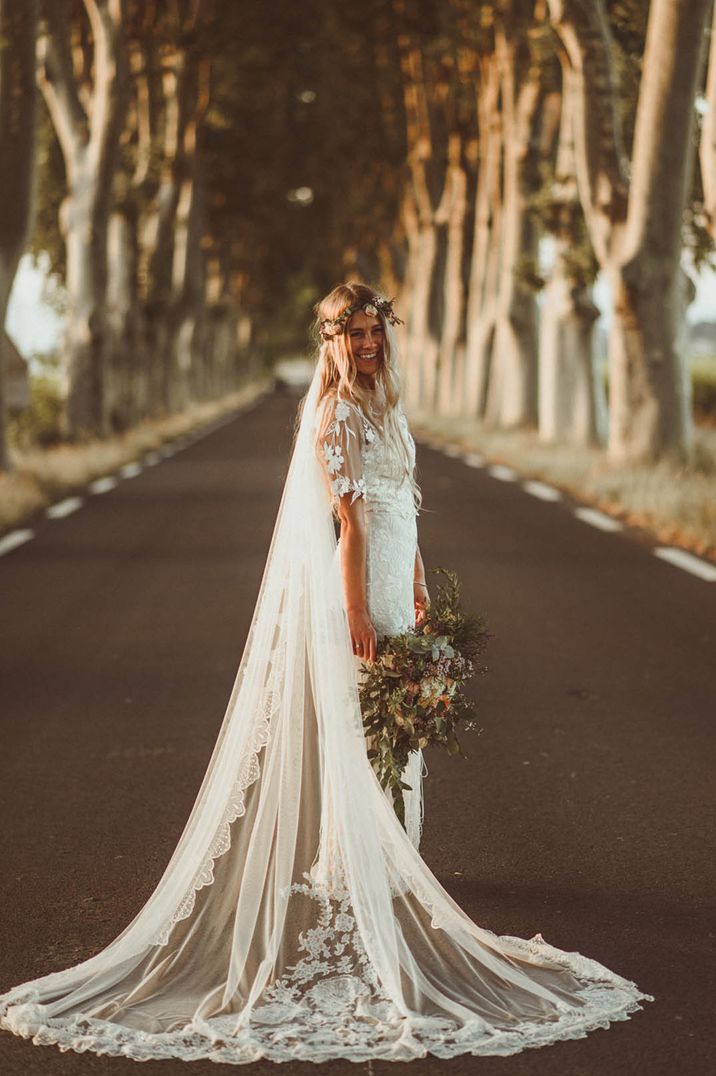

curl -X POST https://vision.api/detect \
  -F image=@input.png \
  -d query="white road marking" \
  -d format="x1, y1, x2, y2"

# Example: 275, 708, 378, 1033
159, 445, 177, 458
488, 464, 518, 482
89, 476, 118, 494
523, 479, 562, 502
143, 451, 162, 466
573, 506, 623, 532
443, 444, 463, 459
46, 496, 83, 519
464, 452, 485, 468
119, 462, 143, 479
654, 547, 716, 582
0, 529, 34, 556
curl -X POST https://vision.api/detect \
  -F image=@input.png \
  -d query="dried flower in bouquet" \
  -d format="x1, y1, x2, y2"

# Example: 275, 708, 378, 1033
359, 568, 490, 827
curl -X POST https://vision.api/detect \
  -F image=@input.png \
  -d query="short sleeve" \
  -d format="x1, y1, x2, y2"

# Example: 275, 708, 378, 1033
317, 397, 366, 506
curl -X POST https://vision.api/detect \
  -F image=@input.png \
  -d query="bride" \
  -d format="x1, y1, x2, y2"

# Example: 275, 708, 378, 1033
0, 282, 651, 1063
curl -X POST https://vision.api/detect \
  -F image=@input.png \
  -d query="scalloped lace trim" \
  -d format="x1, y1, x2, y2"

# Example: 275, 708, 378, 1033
0, 971, 652, 1064
1, 881, 653, 1066
153, 645, 284, 946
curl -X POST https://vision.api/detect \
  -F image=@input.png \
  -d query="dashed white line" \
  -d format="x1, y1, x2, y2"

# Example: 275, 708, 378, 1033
119, 461, 143, 479
46, 496, 83, 519
143, 451, 162, 467
159, 445, 177, 458
573, 506, 623, 532
523, 479, 562, 502
451, 446, 715, 585
654, 547, 716, 582
488, 464, 518, 482
89, 476, 119, 494
0, 528, 34, 557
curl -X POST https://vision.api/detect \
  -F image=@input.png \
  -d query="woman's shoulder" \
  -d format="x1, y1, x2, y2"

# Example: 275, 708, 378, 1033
317, 392, 365, 444
319, 391, 363, 422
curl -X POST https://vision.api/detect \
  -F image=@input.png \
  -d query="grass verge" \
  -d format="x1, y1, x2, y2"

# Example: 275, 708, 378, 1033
0, 379, 271, 537
410, 413, 716, 565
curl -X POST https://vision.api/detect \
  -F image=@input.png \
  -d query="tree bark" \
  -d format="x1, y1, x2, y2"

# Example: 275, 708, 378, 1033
699, 2, 716, 239
165, 53, 210, 411
549, 0, 711, 462
435, 132, 470, 415
539, 258, 600, 444
607, 0, 711, 461
463, 53, 502, 419
106, 201, 143, 428
484, 27, 541, 429
0, 0, 39, 471
538, 69, 601, 445
38, 0, 129, 437
397, 39, 440, 413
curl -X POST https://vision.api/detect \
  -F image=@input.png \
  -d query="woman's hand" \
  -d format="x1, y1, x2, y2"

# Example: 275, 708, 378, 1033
348, 606, 377, 663
414, 580, 430, 625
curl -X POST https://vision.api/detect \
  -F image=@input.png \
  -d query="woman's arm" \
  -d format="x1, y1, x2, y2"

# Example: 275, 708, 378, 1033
317, 396, 375, 660
337, 495, 377, 663
413, 545, 430, 624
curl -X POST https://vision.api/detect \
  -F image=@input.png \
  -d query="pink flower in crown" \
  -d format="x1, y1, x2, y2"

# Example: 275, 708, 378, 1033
363, 302, 378, 317
319, 319, 342, 339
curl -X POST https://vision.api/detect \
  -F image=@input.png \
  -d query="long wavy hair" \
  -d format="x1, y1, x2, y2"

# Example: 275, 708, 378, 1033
312, 282, 420, 509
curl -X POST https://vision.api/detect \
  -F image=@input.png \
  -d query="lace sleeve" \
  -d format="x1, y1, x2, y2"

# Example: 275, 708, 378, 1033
318, 398, 366, 506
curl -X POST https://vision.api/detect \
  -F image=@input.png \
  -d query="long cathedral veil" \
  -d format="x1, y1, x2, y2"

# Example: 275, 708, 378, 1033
0, 355, 651, 1063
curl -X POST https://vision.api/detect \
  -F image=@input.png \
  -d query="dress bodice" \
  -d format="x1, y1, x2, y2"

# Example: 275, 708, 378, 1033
318, 395, 417, 522
318, 394, 418, 640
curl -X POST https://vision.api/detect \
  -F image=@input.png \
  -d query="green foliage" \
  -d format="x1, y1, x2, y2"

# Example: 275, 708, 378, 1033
28, 101, 66, 280
8, 368, 64, 448
692, 362, 716, 420
359, 568, 490, 827
683, 203, 716, 274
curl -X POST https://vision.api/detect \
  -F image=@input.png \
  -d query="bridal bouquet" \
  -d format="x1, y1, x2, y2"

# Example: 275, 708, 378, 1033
359, 568, 490, 827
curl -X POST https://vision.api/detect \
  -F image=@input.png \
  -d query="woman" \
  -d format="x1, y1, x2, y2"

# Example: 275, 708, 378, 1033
0, 283, 651, 1064
314, 283, 428, 845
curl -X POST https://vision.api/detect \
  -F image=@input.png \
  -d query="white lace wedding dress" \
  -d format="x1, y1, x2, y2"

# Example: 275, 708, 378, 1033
0, 365, 652, 1065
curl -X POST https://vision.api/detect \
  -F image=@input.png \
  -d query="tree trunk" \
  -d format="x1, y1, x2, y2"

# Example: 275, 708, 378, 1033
484, 29, 541, 429
165, 56, 210, 411
38, 0, 129, 437
398, 40, 441, 414
463, 54, 502, 419
0, 0, 38, 471
606, 0, 710, 462
435, 133, 470, 415
699, 2, 716, 240
106, 202, 144, 428
539, 256, 600, 444
548, 0, 710, 462
538, 69, 601, 445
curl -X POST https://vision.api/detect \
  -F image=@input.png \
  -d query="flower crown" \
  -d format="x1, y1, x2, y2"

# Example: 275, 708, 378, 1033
318, 295, 404, 341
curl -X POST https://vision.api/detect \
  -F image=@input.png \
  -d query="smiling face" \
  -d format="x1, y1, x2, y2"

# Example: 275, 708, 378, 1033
346, 309, 385, 384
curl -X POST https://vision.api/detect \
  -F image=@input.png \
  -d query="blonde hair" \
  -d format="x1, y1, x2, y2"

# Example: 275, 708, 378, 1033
312, 281, 421, 510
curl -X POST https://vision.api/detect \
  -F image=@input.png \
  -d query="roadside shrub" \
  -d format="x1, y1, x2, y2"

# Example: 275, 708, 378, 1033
8, 376, 64, 448
601, 361, 716, 422
692, 360, 716, 421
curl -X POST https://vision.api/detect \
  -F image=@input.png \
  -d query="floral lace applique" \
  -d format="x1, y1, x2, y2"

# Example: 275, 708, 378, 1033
322, 400, 367, 505
253, 876, 391, 1036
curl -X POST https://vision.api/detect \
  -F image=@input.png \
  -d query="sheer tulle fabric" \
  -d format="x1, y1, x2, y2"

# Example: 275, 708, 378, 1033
0, 356, 652, 1064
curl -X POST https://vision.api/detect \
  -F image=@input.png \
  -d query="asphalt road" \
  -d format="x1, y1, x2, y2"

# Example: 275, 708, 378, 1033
0, 387, 713, 1076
